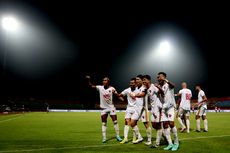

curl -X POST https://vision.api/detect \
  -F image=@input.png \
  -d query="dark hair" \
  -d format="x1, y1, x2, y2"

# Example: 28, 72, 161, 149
195, 84, 201, 87
136, 74, 143, 80
143, 75, 151, 81
131, 77, 136, 81
158, 72, 167, 78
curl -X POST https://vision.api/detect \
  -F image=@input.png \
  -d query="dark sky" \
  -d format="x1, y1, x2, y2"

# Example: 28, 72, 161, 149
0, 0, 229, 102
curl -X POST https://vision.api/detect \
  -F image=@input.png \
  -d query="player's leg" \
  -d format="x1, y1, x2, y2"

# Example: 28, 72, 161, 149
110, 108, 122, 142
196, 107, 202, 132
131, 108, 143, 144
162, 121, 174, 150
168, 107, 179, 151
151, 122, 162, 148
140, 110, 152, 145
101, 111, 108, 143
202, 113, 208, 132
120, 109, 132, 144
185, 111, 190, 133
177, 108, 186, 132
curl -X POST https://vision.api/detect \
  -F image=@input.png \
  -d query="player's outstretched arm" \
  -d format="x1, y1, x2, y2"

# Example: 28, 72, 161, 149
85, 76, 96, 88
131, 91, 146, 98
112, 89, 125, 101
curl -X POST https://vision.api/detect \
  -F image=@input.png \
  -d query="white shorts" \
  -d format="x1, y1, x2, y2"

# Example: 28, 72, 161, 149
125, 107, 135, 119
161, 107, 175, 122
196, 106, 207, 116
100, 107, 116, 116
131, 106, 149, 122
178, 107, 190, 117
151, 110, 161, 123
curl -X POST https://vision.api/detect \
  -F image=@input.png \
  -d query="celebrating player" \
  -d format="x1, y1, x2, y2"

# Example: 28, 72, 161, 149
157, 72, 179, 151
142, 75, 165, 148
195, 84, 208, 132
86, 76, 122, 143
119, 78, 141, 144
129, 75, 152, 145
176, 82, 192, 133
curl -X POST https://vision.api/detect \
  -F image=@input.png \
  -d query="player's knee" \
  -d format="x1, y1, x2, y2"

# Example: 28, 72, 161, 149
202, 116, 206, 120
102, 122, 107, 126
163, 122, 169, 129
113, 120, 118, 125
151, 122, 157, 129
130, 120, 136, 127
169, 122, 175, 128
196, 115, 200, 120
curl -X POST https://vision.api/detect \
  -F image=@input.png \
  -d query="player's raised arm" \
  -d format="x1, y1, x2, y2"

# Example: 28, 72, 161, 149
85, 75, 97, 88
165, 79, 175, 89
154, 83, 165, 96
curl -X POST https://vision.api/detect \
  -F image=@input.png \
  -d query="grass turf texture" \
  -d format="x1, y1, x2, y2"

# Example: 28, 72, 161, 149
0, 112, 230, 153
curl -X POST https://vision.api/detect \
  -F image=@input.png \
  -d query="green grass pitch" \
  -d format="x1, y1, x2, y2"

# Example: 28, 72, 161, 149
0, 112, 230, 153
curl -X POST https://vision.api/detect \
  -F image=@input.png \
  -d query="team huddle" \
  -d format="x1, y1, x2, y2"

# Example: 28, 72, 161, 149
86, 72, 208, 151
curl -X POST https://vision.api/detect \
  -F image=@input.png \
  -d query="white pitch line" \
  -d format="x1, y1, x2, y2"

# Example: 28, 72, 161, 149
0, 135, 229, 153
0, 115, 23, 123
179, 134, 230, 141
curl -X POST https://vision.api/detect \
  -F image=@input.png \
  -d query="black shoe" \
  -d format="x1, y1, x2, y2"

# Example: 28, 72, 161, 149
204, 130, 208, 132
195, 130, 201, 132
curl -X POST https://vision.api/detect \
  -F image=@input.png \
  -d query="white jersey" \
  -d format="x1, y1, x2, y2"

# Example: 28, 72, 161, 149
179, 88, 192, 110
161, 83, 176, 109
135, 86, 146, 107
147, 84, 162, 112
121, 87, 138, 108
198, 90, 207, 109
96, 85, 115, 109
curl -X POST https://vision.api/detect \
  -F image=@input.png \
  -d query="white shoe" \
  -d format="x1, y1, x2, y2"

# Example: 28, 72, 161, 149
144, 141, 152, 146
180, 127, 186, 132
133, 137, 143, 144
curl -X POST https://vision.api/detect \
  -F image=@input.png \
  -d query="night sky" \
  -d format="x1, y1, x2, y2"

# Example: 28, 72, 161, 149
0, 0, 229, 103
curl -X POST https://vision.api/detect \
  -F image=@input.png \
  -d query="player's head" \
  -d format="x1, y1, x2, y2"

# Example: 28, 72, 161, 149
157, 72, 167, 83
143, 75, 151, 87
181, 82, 187, 89
130, 78, 136, 89
136, 74, 143, 87
195, 84, 201, 91
102, 77, 110, 86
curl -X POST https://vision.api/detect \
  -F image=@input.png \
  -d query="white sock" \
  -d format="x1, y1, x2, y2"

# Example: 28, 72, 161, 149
196, 119, 200, 131
186, 119, 190, 133
156, 129, 163, 145
124, 125, 129, 139
113, 120, 120, 136
204, 119, 208, 131
102, 122, 107, 140
177, 117, 186, 129
164, 127, 172, 145
146, 127, 152, 142
171, 126, 179, 144
133, 125, 142, 139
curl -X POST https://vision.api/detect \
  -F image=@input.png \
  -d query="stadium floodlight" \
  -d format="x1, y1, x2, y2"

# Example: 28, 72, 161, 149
157, 41, 171, 57
1, 16, 19, 32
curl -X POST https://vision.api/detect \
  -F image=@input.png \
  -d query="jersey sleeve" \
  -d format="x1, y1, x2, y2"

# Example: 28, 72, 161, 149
121, 89, 129, 96
179, 90, 182, 94
190, 90, 192, 98
200, 90, 205, 97
111, 87, 116, 93
96, 85, 101, 91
